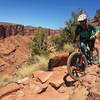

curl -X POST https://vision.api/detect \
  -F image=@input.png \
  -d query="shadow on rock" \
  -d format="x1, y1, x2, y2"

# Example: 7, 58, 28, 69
63, 74, 76, 87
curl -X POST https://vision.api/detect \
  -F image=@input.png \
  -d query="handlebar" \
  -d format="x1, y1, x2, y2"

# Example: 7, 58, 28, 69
90, 35, 96, 40
73, 35, 96, 48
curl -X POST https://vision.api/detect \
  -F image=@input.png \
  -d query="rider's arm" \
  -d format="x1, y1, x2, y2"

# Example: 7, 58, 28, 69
91, 25, 100, 35
89, 25, 99, 39
90, 25, 96, 35
95, 29, 100, 38
91, 25, 100, 37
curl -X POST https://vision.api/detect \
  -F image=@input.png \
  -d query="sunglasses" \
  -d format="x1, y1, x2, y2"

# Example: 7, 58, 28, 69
79, 19, 87, 23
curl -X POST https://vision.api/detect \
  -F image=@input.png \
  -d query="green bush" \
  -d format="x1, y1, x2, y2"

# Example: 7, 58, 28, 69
52, 29, 73, 50
30, 27, 49, 58
52, 34, 63, 50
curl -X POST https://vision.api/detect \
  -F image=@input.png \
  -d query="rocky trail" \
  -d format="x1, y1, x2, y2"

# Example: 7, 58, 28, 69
0, 64, 100, 100
0, 40, 100, 100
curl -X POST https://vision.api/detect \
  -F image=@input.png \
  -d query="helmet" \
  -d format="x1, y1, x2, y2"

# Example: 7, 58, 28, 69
77, 14, 87, 22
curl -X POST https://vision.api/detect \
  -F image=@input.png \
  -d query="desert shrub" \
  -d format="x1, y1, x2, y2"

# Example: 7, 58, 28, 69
30, 27, 49, 59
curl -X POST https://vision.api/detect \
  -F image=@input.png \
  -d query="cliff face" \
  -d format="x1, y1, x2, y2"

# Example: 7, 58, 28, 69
0, 22, 59, 76
0, 35, 31, 76
0, 24, 34, 40
0, 23, 32, 76
0, 22, 59, 39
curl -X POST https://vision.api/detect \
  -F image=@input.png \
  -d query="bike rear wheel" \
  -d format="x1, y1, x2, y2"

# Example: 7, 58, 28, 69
67, 52, 88, 81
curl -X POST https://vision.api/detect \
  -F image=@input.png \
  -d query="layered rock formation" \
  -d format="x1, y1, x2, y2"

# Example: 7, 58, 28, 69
0, 22, 59, 76
0, 22, 59, 39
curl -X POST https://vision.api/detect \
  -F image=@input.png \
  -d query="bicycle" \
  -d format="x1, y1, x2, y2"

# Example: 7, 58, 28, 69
67, 36, 99, 81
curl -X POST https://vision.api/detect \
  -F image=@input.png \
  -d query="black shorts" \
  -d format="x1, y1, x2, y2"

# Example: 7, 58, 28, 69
81, 38, 95, 51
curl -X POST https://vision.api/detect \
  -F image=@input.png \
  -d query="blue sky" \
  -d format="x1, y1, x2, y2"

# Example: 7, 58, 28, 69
0, 0, 99, 29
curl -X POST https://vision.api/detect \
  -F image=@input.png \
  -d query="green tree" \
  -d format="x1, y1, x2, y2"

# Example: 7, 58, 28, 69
96, 9, 100, 17
30, 27, 49, 58
52, 28, 68, 50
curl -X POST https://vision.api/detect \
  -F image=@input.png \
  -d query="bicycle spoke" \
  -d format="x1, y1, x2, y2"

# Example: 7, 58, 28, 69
67, 52, 88, 80
71, 66, 85, 78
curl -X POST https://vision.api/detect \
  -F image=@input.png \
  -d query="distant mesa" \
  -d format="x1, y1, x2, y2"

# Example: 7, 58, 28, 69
0, 22, 60, 39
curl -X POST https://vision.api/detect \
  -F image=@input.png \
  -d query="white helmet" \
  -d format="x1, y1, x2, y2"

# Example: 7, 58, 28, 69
77, 14, 87, 21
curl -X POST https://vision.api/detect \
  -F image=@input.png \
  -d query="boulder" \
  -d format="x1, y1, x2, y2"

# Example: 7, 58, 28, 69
69, 86, 88, 100
33, 71, 53, 83
49, 66, 66, 89
48, 53, 69, 71
89, 83, 100, 100
33, 84, 48, 94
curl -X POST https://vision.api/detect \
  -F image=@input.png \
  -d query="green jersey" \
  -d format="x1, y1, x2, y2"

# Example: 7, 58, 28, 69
75, 24, 97, 42
96, 29, 100, 33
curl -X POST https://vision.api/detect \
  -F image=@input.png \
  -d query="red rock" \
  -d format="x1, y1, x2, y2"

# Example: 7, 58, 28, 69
15, 90, 25, 97
49, 80, 63, 90
90, 86, 100, 97
95, 77, 100, 82
49, 68, 66, 89
0, 35, 32, 77
17, 77, 30, 85
33, 85, 69, 100
95, 67, 100, 74
69, 86, 88, 100
57, 85, 74, 94
1, 94, 16, 100
82, 75, 96, 84
0, 83, 20, 98
33, 71, 53, 83
33, 84, 48, 94
48, 53, 69, 70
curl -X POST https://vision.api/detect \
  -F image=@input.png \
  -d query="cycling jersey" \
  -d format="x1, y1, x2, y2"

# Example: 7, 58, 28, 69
75, 24, 96, 42
96, 29, 100, 33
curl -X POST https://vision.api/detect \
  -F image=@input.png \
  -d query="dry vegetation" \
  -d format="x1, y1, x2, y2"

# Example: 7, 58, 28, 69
0, 55, 49, 88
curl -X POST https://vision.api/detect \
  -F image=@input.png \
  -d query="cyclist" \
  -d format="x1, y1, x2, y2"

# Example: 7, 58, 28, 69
73, 14, 100, 67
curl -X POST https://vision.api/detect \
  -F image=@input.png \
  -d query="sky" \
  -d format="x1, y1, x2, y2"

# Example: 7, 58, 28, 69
0, 0, 99, 29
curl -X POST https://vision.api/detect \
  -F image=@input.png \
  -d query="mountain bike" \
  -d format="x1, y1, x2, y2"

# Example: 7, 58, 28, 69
67, 36, 99, 81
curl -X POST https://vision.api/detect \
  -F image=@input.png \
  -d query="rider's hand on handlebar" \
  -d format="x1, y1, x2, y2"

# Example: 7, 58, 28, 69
90, 35, 96, 40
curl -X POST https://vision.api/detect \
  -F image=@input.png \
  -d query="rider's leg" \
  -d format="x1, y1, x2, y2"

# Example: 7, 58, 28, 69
88, 38, 95, 57
80, 41, 88, 54
80, 41, 91, 63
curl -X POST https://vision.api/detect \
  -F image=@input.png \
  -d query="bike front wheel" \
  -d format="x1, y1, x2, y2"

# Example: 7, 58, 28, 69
67, 52, 88, 81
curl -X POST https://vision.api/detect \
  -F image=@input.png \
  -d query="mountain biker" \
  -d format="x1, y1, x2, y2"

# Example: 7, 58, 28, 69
73, 14, 100, 67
